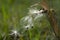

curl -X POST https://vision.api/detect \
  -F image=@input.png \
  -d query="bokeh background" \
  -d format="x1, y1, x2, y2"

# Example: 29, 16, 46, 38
0, 0, 60, 40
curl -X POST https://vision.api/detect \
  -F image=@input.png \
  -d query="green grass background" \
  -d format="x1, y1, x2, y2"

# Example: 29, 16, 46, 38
0, 0, 60, 40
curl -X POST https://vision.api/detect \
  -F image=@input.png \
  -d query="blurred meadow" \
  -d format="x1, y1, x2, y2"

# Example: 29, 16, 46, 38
0, 0, 60, 40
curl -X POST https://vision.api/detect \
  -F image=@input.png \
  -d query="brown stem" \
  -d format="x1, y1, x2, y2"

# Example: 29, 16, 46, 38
40, 0, 60, 39
47, 9, 60, 40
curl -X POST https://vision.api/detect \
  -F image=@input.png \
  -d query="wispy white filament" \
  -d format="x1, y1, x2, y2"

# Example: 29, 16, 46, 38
10, 30, 17, 35
13, 30, 17, 34
9, 30, 20, 36
20, 16, 33, 29
24, 25, 31, 29
39, 10, 44, 13
34, 13, 44, 20
20, 7, 44, 29
29, 8, 40, 14
30, 2, 40, 7
28, 8, 44, 20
